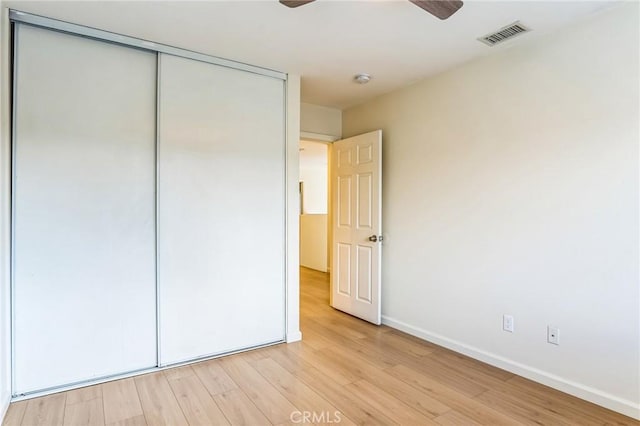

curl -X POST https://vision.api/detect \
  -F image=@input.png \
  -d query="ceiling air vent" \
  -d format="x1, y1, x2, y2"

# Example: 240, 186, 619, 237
478, 21, 530, 46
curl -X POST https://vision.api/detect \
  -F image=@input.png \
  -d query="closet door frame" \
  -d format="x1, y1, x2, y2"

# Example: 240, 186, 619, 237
6, 10, 302, 401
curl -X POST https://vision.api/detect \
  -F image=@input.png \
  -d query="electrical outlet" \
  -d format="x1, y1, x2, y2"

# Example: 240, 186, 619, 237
503, 315, 514, 333
547, 326, 560, 345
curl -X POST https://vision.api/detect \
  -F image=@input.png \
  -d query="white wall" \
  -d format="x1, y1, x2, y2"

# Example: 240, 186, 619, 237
301, 102, 342, 139
343, 4, 639, 419
0, 4, 12, 421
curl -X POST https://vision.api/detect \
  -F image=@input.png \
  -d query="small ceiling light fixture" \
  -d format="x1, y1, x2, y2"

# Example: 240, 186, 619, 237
353, 73, 372, 84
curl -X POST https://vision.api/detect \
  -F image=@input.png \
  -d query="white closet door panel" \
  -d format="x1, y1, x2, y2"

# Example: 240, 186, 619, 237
158, 54, 285, 365
13, 25, 157, 394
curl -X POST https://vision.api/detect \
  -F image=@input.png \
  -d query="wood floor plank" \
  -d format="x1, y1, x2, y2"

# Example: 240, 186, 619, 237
162, 365, 195, 382
63, 398, 105, 426
253, 357, 356, 426
191, 359, 238, 396
21, 393, 66, 426
212, 389, 271, 426
165, 372, 229, 425
293, 364, 395, 426
349, 336, 422, 368
284, 342, 354, 385
306, 319, 432, 373
104, 415, 147, 426
475, 390, 575, 426
302, 316, 366, 342
310, 317, 368, 341
300, 317, 359, 350
2, 400, 28, 426
393, 349, 488, 397
490, 379, 611, 425
322, 344, 451, 418
386, 364, 522, 425
268, 348, 396, 426
237, 347, 271, 365
323, 336, 399, 370
386, 328, 440, 349
314, 344, 384, 381
102, 379, 143, 425
419, 350, 513, 392
371, 330, 436, 356
262, 345, 312, 376
422, 351, 632, 426
431, 347, 514, 381
65, 385, 103, 406
505, 376, 638, 425
323, 315, 394, 341
220, 354, 298, 424
434, 410, 483, 426
294, 328, 332, 351
345, 379, 438, 425
134, 373, 188, 426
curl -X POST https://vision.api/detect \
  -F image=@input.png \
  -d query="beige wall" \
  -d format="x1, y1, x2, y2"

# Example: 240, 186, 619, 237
343, 4, 639, 418
301, 102, 341, 139
300, 214, 328, 272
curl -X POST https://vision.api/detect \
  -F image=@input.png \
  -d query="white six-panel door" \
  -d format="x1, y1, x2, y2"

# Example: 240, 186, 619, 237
331, 130, 382, 324
12, 24, 158, 394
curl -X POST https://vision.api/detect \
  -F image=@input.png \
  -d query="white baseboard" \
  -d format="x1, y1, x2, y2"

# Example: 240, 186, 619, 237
382, 315, 640, 420
286, 330, 302, 343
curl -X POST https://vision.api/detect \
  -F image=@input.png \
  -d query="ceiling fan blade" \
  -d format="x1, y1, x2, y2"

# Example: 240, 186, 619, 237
409, 0, 464, 20
279, 0, 315, 8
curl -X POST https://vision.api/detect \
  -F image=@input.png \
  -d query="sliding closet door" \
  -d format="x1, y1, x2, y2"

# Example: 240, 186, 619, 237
13, 25, 157, 394
158, 54, 285, 365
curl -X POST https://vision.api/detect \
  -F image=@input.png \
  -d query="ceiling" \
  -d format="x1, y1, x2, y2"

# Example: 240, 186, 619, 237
4, 0, 619, 109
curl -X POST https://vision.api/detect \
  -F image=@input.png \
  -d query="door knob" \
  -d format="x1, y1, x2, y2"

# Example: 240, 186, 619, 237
368, 235, 383, 242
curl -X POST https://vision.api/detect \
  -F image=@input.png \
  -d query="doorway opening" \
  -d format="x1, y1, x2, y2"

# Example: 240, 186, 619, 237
298, 130, 382, 325
299, 139, 330, 276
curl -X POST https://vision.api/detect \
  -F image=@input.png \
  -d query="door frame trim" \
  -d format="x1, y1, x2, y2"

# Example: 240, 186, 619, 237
285, 77, 302, 343
300, 131, 340, 143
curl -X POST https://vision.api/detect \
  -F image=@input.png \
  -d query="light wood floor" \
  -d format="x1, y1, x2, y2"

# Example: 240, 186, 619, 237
3, 267, 638, 426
